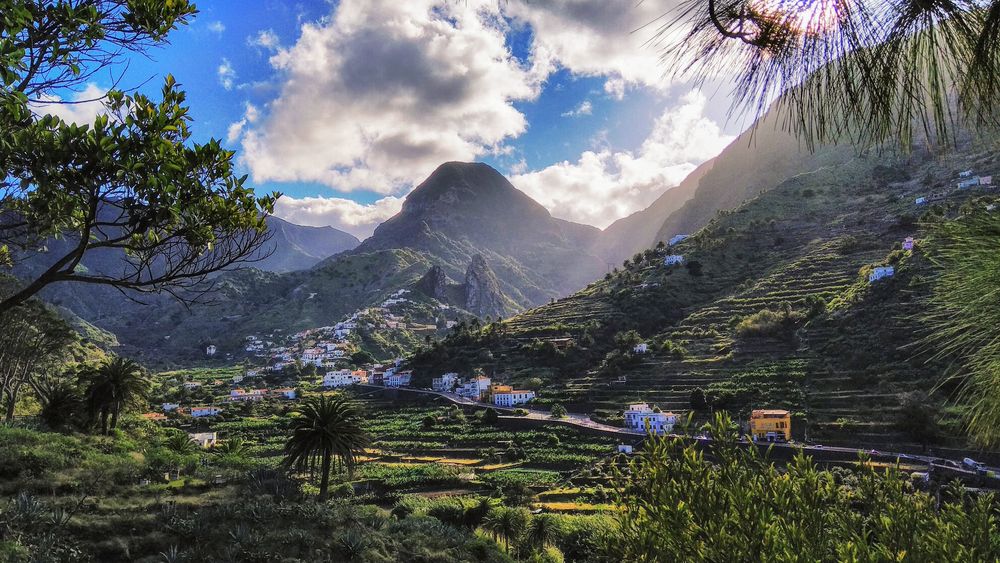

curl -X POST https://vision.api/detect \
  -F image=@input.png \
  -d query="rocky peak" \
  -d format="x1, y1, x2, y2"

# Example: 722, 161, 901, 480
463, 255, 506, 319
415, 265, 450, 300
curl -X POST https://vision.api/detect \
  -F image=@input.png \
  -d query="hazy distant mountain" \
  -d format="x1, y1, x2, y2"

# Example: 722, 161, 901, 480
354, 161, 606, 308
255, 216, 359, 272
595, 160, 713, 262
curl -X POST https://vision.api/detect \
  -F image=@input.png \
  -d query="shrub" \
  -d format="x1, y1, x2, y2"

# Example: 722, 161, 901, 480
550, 404, 567, 419
734, 307, 806, 338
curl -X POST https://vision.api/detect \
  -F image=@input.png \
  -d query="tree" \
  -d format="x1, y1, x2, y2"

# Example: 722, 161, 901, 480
282, 395, 370, 501
526, 513, 563, 552
661, 1, 1000, 150
897, 391, 939, 448
483, 408, 499, 425
550, 403, 567, 419
80, 357, 149, 434
0, 299, 76, 421
350, 350, 376, 366
36, 378, 83, 430
924, 213, 1000, 446
0, 1, 277, 314
615, 413, 1000, 561
481, 506, 530, 553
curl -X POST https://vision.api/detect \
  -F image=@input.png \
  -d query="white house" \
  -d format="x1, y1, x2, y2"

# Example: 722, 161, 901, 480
915, 196, 927, 205
206, 345, 217, 357
188, 432, 217, 448
869, 266, 895, 283
633, 343, 649, 354
664, 255, 684, 267
269, 388, 297, 400
960, 169, 974, 177
446, 320, 458, 329
232, 374, 244, 384
668, 234, 689, 246
624, 403, 677, 435
457, 376, 491, 399
902, 237, 915, 251
190, 406, 222, 418
323, 369, 360, 388
958, 178, 980, 189
493, 389, 535, 407
228, 389, 266, 402
617, 444, 634, 454
385, 370, 413, 388
432, 372, 460, 392
162, 402, 180, 412
182, 381, 202, 390
981, 175, 994, 186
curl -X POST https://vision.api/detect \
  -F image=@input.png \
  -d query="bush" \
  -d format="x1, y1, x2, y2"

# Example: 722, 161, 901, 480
734, 306, 805, 338
550, 404, 567, 419
483, 409, 499, 425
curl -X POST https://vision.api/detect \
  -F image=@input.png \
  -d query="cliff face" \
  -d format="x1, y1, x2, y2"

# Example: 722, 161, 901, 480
415, 265, 450, 300
463, 255, 506, 319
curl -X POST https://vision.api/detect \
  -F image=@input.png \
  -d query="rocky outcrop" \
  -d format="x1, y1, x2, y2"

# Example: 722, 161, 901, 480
463, 255, 506, 319
415, 265, 450, 300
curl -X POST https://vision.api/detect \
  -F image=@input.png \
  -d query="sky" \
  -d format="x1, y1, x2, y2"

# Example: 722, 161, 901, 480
30, 0, 748, 239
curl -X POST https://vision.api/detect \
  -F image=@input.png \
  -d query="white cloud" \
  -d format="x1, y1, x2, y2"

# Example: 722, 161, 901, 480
604, 77, 626, 100
207, 21, 225, 35
561, 100, 592, 118
30, 83, 109, 124
504, 1, 677, 92
248, 29, 281, 51
238, 0, 547, 194
273, 194, 404, 238
511, 91, 734, 229
217, 58, 236, 90
227, 102, 260, 143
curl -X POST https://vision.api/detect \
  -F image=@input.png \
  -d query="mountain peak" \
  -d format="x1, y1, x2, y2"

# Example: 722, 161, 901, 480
402, 161, 537, 214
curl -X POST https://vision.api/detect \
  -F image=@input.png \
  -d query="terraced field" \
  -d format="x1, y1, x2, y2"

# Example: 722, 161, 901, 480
426, 145, 1000, 451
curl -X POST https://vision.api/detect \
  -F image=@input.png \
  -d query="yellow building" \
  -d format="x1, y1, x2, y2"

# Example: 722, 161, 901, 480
750, 409, 791, 442
489, 384, 513, 395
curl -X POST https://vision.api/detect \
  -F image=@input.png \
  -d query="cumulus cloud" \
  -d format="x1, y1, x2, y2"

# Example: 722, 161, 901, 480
561, 100, 592, 118
273, 194, 404, 238
227, 102, 260, 144
511, 91, 734, 229
217, 58, 236, 90
505, 1, 676, 93
238, 0, 547, 194
248, 29, 280, 51
207, 21, 225, 35
30, 83, 109, 124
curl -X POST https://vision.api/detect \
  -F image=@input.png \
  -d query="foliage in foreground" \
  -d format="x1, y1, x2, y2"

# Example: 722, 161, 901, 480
615, 414, 1000, 562
925, 212, 1000, 448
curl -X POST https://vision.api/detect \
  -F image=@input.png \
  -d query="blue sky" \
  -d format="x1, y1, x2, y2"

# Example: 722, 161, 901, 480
34, 0, 743, 237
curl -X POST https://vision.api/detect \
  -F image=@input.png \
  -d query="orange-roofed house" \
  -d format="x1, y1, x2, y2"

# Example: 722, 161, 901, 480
141, 412, 167, 421
750, 409, 791, 442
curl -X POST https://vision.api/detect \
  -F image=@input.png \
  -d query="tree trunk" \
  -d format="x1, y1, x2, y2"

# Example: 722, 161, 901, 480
318, 451, 332, 502
3, 389, 15, 423
109, 405, 120, 431
100, 408, 110, 435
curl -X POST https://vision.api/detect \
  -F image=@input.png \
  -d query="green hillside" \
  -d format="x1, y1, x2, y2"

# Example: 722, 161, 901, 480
410, 142, 1000, 449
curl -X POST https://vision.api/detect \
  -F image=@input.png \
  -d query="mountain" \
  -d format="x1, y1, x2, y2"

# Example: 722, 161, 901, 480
595, 159, 712, 261
409, 124, 1000, 450
354, 161, 606, 308
254, 216, 359, 272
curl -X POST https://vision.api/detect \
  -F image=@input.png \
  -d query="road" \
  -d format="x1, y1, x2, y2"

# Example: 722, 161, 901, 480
356, 384, 994, 480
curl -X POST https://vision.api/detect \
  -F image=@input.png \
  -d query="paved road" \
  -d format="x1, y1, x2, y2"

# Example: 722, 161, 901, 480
357, 384, 993, 479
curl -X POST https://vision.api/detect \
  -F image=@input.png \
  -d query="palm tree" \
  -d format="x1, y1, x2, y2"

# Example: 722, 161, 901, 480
481, 506, 530, 553
81, 357, 149, 434
165, 431, 199, 455
282, 394, 369, 501
36, 379, 83, 431
526, 513, 562, 552
215, 436, 248, 456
